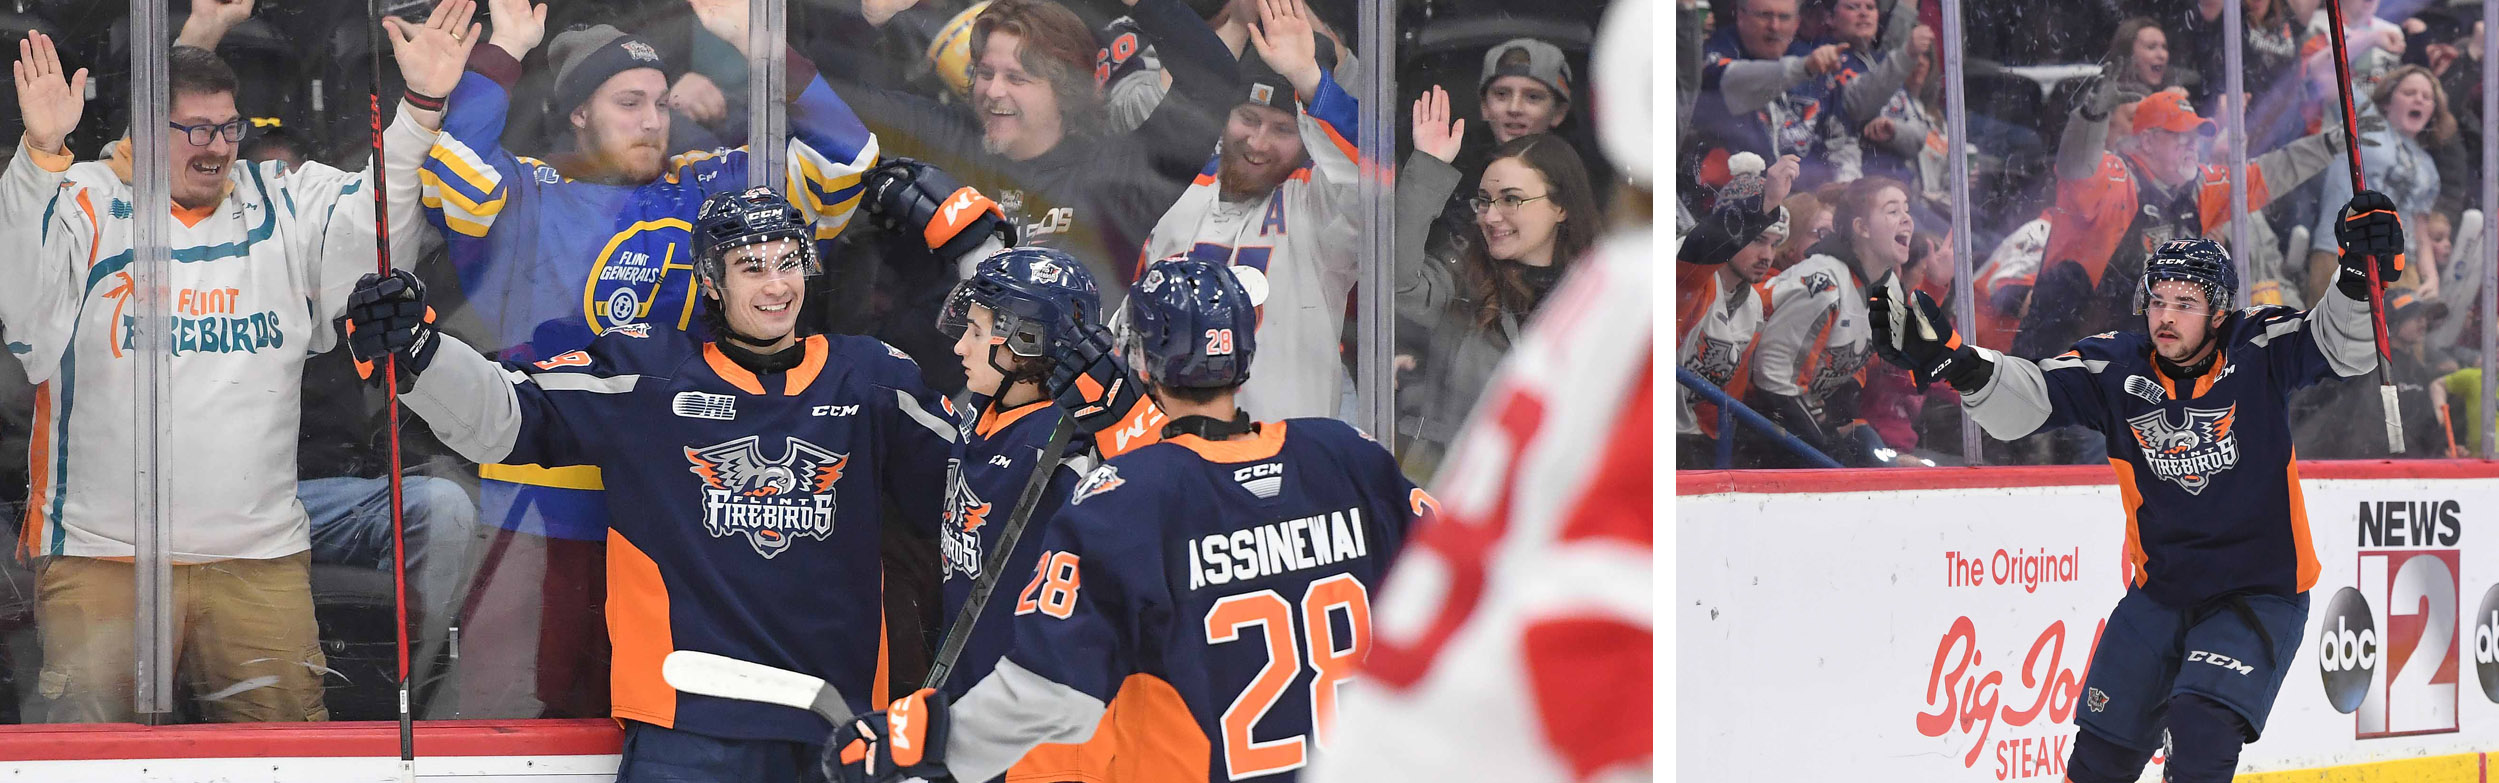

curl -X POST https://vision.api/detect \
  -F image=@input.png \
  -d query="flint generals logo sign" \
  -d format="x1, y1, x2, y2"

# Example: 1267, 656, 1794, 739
2123, 404, 2239, 493
683, 436, 848, 558
940, 462, 994, 580
585, 218, 699, 333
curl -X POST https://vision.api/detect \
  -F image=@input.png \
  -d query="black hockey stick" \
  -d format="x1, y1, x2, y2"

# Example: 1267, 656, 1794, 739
921, 412, 1080, 692
367, 1, 415, 779
2321, 0, 2405, 453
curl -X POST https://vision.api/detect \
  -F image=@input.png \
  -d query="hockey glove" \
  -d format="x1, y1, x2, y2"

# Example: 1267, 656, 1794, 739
336, 269, 440, 392
2335, 189, 2406, 301
1868, 271, 1993, 393
1044, 321, 1150, 436
863, 158, 1015, 270
823, 688, 953, 783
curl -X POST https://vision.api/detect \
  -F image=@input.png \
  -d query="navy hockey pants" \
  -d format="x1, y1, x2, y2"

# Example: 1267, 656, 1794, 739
2065, 588, 2308, 783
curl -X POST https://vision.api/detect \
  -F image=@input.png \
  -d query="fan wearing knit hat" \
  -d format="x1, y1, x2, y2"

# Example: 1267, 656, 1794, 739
541, 23, 674, 182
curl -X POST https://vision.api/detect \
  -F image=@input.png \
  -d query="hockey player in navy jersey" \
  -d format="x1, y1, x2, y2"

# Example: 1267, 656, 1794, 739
1866, 192, 2405, 783
342, 187, 956, 782
928, 247, 1127, 781
824, 258, 1434, 783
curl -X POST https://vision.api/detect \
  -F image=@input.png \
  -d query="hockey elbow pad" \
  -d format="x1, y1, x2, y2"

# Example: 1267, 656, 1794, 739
863, 158, 1017, 265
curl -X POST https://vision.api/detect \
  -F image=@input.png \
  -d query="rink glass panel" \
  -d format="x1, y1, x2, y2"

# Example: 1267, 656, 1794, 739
1674, 0, 2499, 468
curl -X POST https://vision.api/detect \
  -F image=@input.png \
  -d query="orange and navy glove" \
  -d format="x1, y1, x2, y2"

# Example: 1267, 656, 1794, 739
1868, 271, 1992, 393
1044, 321, 1148, 437
336, 269, 439, 392
823, 688, 953, 783
2335, 189, 2406, 301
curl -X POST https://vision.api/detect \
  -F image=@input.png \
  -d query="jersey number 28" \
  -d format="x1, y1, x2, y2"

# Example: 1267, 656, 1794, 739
1203, 574, 1372, 780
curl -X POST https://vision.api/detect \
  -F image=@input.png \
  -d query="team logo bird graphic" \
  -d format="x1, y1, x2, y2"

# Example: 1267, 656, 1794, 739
940, 464, 994, 580
683, 436, 847, 558
2124, 405, 2240, 494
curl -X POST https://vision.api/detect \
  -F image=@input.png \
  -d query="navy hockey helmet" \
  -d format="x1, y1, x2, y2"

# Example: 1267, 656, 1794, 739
940, 247, 1102, 379
694, 187, 820, 292
2135, 237, 2238, 315
1119, 257, 1266, 390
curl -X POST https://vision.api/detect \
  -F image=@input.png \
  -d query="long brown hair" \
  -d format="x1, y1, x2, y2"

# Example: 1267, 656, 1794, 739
970, 0, 1104, 138
2371, 65, 2459, 148
1459, 134, 1599, 329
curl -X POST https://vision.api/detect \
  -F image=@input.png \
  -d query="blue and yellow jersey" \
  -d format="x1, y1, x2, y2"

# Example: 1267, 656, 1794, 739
415, 47, 880, 539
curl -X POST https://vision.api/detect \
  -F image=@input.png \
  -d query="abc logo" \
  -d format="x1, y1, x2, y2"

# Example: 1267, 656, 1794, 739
2318, 586, 2377, 714
2476, 584, 2499, 703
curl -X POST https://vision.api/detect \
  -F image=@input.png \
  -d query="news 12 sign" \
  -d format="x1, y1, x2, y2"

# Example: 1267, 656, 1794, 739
2319, 500, 2462, 738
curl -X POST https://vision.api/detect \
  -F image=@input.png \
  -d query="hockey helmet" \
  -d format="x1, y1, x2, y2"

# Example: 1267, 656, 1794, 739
694, 187, 820, 292
939, 247, 1103, 368
2135, 237, 2238, 315
1118, 257, 1266, 390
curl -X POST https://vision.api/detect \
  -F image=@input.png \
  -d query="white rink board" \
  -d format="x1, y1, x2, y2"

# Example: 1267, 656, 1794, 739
0, 754, 620, 782
1678, 476, 2499, 781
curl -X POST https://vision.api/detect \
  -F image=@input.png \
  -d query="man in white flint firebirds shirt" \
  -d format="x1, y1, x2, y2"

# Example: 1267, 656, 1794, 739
0, 10, 432, 722
1142, 0, 1361, 421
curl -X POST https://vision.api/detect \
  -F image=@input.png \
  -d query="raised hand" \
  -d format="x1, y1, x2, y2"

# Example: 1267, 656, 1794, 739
1411, 85, 1466, 164
1763, 154, 1801, 209
689, 0, 753, 56
1806, 42, 1850, 76
386, 0, 482, 102
670, 71, 729, 124
178, 0, 254, 48
1245, 0, 1322, 98
15, 33, 87, 156
485, 0, 547, 60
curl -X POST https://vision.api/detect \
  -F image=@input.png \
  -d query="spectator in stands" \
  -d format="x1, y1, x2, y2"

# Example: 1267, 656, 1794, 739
2293, 291, 2446, 457
1747, 176, 1911, 467
239, 125, 307, 173
0, 6, 432, 722
1855, 10, 1948, 228
2173, 0, 2310, 152
2304, 0, 2406, 93
1142, 0, 1354, 420
2433, 366, 2486, 457
1774, 189, 1830, 271
1689, 0, 1908, 190
2019, 83, 2349, 366
826, 0, 1239, 291
1394, 133, 1599, 476
2304, 64, 2450, 303
2106, 19, 2193, 105
1676, 153, 1797, 468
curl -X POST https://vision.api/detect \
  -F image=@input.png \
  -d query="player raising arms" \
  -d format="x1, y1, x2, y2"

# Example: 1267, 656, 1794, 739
1865, 192, 2404, 783
341, 188, 954, 781
824, 257, 1433, 783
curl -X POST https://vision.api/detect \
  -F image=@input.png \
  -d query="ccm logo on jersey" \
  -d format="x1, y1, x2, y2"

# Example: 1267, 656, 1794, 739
1232, 463, 1284, 498
673, 392, 738, 421
813, 404, 860, 417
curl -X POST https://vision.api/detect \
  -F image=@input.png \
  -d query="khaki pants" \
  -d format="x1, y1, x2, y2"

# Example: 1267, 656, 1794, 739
34, 552, 330, 723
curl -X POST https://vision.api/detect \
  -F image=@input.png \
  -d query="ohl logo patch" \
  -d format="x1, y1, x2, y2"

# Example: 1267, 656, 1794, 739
2124, 404, 2240, 494
684, 436, 848, 558
940, 463, 993, 581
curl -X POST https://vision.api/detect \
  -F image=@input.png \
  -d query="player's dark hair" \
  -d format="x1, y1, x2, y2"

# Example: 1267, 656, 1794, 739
169, 46, 239, 106
970, 0, 1103, 139
1458, 134, 1598, 329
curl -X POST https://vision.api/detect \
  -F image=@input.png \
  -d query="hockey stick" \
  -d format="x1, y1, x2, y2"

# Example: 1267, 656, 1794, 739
921, 412, 1080, 692
367, 2, 415, 779
2320, 0, 2406, 453
662, 650, 857, 724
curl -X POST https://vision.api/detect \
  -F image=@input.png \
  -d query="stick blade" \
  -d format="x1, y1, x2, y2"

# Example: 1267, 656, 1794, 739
662, 650, 853, 723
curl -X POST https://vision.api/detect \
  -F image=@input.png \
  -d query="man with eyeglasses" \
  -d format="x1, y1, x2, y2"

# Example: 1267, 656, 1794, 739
0, 14, 434, 721
1141, 0, 1355, 421
1866, 196, 2403, 783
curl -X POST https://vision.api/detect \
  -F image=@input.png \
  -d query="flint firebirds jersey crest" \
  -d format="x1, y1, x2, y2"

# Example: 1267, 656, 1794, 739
683, 436, 850, 558
941, 461, 995, 579
2124, 404, 2240, 494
